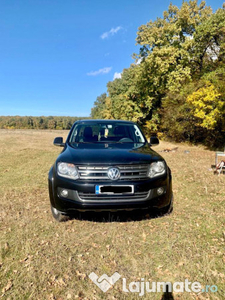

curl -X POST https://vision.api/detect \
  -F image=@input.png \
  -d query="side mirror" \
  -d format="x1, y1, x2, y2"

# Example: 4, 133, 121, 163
149, 136, 159, 146
53, 137, 65, 147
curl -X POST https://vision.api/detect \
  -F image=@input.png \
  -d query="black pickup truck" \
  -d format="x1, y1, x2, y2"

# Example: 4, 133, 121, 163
48, 119, 173, 221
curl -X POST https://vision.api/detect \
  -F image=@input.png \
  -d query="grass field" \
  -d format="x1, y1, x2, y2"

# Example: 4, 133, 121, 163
0, 129, 224, 300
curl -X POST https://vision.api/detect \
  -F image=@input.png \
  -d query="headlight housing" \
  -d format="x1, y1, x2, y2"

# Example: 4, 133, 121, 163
57, 162, 79, 180
148, 161, 166, 178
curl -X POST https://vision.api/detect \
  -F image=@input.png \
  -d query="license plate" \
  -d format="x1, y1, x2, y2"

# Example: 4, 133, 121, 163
95, 185, 134, 195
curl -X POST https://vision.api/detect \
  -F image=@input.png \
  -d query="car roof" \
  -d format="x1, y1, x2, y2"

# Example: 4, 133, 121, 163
76, 119, 135, 124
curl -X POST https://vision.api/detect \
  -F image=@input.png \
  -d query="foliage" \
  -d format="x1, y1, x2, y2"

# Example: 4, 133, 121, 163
90, 93, 107, 119
0, 116, 89, 130
91, 1, 225, 147
187, 82, 223, 129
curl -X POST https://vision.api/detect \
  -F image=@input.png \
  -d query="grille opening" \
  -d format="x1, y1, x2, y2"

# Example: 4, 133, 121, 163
78, 191, 150, 202
77, 164, 149, 181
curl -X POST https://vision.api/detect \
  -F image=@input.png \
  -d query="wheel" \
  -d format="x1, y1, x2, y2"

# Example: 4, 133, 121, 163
153, 195, 173, 217
160, 195, 174, 216
50, 205, 70, 222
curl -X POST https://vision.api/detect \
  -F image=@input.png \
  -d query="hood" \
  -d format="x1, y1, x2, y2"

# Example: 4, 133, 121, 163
57, 142, 164, 165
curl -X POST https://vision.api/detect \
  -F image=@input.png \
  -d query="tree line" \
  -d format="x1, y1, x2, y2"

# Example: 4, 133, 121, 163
0, 116, 89, 130
91, 1, 225, 148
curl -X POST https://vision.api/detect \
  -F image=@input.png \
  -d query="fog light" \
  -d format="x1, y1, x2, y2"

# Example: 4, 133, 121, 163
157, 187, 164, 196
60, 189, 69, 198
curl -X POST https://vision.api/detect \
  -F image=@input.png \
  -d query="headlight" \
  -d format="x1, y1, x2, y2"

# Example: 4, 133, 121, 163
57, 162, 79, 180
148, 161, 166, 178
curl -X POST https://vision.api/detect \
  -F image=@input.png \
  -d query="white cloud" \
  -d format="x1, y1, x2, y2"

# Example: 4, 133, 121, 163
87, 67, 112, 76
113, 72, 122, 80
101, 26, 122, 39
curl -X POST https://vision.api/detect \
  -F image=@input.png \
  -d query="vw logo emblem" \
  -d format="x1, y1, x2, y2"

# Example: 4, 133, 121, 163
107, 167, 120, 180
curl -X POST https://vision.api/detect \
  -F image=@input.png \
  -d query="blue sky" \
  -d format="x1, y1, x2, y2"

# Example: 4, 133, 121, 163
0, 0, 223, 117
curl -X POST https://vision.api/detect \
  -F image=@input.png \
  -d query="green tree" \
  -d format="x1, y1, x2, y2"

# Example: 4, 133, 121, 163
187, 82, 224, 129
48, 119, 57, 129
91, 93, 107, 119
90, 1, 225, 146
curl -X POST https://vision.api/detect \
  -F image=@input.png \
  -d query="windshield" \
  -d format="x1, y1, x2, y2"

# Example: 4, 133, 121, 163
69, 122, 146, 144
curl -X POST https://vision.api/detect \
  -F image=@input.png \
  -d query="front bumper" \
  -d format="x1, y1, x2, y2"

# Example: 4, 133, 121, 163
48, 167, 172, 212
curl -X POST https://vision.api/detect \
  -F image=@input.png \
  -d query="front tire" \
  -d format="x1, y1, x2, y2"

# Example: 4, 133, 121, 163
50, 205, 70, 222
160, 194, 173, 216
153, 194, 173, 218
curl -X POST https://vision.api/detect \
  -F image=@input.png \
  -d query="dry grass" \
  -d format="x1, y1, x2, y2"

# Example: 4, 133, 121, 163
0, 129, 224, 300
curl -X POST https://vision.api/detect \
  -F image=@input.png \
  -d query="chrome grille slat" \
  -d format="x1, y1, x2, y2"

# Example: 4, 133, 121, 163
79, 176, 109, 180
77, 164, 149, 181
79, 166, 108, 170
80, 170, 110, 174
121, 168, 146, 171
120, 175, 147, 179
78, 191, 150, 202
79, 192, 148, 198
119, 166, 147, 170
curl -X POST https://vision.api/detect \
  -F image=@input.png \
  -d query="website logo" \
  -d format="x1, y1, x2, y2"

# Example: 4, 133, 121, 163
89, 272, 121, 292
89, 272, 218, 295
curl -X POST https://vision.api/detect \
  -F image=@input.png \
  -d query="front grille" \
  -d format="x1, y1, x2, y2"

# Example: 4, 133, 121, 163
77, 164, 149, 181
78, 191, 150, 202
